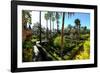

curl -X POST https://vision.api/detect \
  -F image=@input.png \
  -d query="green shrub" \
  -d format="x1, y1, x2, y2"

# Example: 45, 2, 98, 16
23, 48, 33, 62
80, 34, 90, 40
74, 39, 90, 60
23, 41, 33, 62
63, 55, 70, 60
54, 36, 61, 48
23, 41, 33, 49
53, 36, 66, 48
84, 40, 90, 53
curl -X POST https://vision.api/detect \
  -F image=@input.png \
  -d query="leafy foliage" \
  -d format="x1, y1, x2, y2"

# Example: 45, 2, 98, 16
23, 41, 33, 49
23, 48, 33, 62
53, 36, 66, 48
23, 41, 33, 62
22, 10, 91, 61
74, 39, 90, 60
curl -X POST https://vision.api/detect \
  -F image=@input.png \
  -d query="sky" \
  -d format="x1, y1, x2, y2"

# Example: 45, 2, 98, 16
29, 11, 90, 30
63, 12, 90, 29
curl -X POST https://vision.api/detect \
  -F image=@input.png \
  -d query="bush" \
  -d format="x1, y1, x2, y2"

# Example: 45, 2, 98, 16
74, 39, 90, 60
80, 34, 90, 40
53, 36, 66, 49
23, 41, 33, 62
23, 48, 33, 62
84, 40, 90, 53
23, 41, 33, 49
54, 36, 61, 48
31, 35, 38, 42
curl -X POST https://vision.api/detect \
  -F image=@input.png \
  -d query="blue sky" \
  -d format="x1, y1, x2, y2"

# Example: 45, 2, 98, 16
59, 12, 90, 29
31, 11, 90, 30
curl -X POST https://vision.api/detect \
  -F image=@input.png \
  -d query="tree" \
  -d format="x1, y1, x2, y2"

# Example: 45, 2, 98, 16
61, 12, 74, 58
47, 12, 53, 38
22, 10, 32, 29
61, 12, 65, 58
44, 13, 49, 39
32, 22, 40, 36
29, 24, 31, 30
74, 19, 81, 40
51, 16, 55, 34
55, 12, 60, 33
67, 24, 72, 33
39, 11, 41, 44
84, 26, 87, 34
75, 19, 81, 32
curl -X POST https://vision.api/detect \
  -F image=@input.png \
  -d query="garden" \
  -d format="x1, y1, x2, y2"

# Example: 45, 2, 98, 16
22, 10, 90, 62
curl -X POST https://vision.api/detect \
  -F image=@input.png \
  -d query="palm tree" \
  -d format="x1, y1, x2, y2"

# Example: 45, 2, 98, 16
39, 11, 41, 44
61, 12, 65, 58
75, 19, 81, 30
47, 12, 53, 38
55, 12, 60, 33
44, 13, 49, 39
51, 16, 55, 34
61, 12, 74, 58
74, 19, 81, 37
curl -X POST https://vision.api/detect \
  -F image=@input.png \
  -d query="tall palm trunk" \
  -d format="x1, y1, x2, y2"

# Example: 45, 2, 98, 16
39, 11, 41, 44
46, 20, 48, 39
57, 23, 59, 33
56, 12, 59, 33
78, 25, 81, 44
61, 12, 65, 58
53, 22, 54, 33
53, 21, 54, 35
50, 16, 52, 38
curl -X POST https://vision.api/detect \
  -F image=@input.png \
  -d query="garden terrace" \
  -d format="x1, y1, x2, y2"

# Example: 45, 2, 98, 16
22, 10, 90, 62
